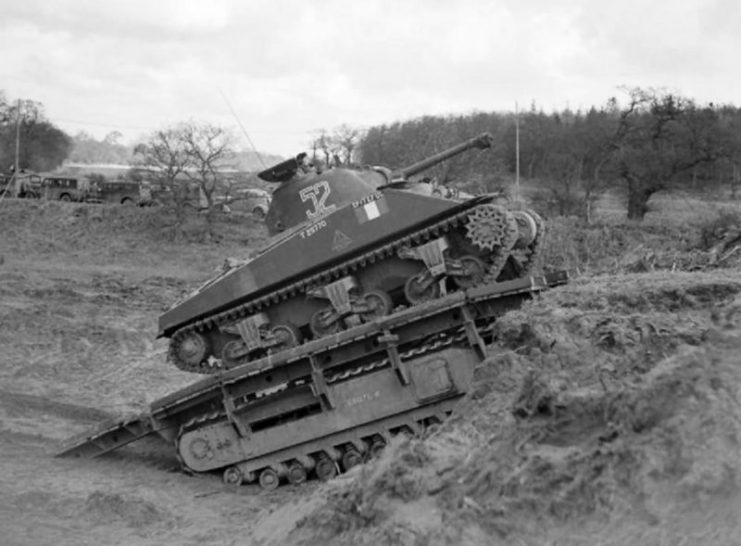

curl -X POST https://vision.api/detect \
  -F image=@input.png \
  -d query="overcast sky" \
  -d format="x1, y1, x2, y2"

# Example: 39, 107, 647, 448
1, 0, 739, 157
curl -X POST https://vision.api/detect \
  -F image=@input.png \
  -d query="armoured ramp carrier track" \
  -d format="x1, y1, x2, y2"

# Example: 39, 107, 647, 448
57, 272, 567, 490
162, 133, 547, 374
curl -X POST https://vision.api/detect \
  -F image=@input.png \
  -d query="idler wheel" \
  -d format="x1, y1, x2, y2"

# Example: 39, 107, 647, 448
341, 449, 363, 471
188, 437, 212, 460
174, 332, 210, 367
286, 463, 308, 485
310, 307, 342, 338
404, 270, 441, 305
223, 466, 243, 486
451, 255, 487, 289
358, 289, 393, 323
270, 323, 302, 353
511, 210, 539, 247
259, 468, 280, 491
315, 457, 338, 481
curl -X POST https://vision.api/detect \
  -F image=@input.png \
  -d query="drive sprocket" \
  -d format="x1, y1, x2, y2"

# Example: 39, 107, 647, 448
465, 204, 514, 251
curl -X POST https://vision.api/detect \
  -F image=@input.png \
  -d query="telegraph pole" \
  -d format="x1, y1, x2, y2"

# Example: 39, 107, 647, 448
514, 101, 521, 205
13, 100, 21, 197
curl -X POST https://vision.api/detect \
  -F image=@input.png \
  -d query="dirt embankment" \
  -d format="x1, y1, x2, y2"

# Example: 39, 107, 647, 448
0, 200, 287, 546
285, 273, 741, 545
1, 198, 740, 545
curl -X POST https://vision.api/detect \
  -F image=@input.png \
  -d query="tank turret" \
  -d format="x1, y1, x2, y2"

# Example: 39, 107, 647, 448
259, 133, 495, 236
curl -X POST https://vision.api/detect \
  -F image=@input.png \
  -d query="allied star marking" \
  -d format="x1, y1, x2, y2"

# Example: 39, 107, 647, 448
332, 230, 353, 251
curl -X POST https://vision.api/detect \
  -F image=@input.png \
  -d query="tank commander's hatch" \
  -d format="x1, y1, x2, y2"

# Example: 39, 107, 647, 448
257, 154, 303, 183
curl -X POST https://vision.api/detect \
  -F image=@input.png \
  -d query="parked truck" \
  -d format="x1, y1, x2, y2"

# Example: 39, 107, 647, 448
95, 180, 153, 206
40, 176, 100, 202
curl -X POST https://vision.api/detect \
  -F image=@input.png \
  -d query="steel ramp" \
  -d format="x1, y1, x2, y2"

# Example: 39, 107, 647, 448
56, 413, 163, 458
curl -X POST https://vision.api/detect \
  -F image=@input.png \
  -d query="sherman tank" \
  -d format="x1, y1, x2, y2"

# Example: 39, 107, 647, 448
161, 133, 546, 374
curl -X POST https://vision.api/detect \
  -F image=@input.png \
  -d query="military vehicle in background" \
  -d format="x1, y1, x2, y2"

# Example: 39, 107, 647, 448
39, 176, 100, 202
0, 172, 43, 198
231, 187, 272, 218
95, 180, 154, 206
159, 133, 547, 374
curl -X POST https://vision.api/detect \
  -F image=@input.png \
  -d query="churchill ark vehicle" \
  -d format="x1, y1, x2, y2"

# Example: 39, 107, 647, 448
59, 133, 566, 489
162, 133, 546, 374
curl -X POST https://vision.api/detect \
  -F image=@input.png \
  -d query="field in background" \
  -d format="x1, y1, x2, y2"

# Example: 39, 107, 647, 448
0, 192, 739, 545
541, 189, 741, 273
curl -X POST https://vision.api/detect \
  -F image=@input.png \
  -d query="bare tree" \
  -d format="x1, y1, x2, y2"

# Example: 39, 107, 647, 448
133, 126, 191, 240
308, 125, 365, 168
715, 105, 741, 199
612, 88, 724, 219
0, 98, 72, 179
333, 124, 361, 164
311, 129, 333, 167
179, 122, 236, 241
103, 131, 123, 147
0, 91, 9, 123
134, 122, 235, 241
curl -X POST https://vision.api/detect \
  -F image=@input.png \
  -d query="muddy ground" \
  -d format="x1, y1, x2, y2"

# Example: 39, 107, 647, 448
1, 199, 740, 545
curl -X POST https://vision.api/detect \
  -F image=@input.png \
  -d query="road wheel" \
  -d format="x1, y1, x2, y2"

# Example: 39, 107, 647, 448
341, 449, 363, 471
358, 289, 393, 323
451, 255, 487, 289
286, 463, 307, 485
315, 457, 338, 481
60, 193, 71, 202
404, 269, 441, 305
310, 307, 342, 338
223, 466, 243, 486
259, 468, 280, 490
269, 323, 302, 353
221, 339, 247, 368
369, 438, 387, 458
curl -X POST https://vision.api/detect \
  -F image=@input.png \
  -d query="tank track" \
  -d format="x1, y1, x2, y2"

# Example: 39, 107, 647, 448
481, 209, 547, 284
169, 205, 546, 374
522, 210, 547, 276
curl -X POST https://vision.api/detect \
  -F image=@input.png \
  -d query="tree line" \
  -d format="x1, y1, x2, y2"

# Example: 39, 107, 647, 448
347, 88, 741, 220
4, 86, 741, 223
0, 92, 72, 173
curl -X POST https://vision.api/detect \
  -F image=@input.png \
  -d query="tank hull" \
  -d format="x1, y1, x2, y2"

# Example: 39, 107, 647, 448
162, 189, 543, 373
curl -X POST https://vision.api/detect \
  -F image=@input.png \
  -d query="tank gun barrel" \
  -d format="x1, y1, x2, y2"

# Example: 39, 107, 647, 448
392, 132, 494, 181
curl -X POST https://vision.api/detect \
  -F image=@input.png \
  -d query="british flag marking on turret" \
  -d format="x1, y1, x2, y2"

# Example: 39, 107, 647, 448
354, 195, 389, 224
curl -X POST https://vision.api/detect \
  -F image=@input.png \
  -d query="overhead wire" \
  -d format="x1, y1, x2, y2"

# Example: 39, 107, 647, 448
218, 88, 267, 169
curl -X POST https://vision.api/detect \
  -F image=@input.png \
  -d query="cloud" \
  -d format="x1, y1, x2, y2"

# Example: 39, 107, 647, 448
1, 0, 738, 156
